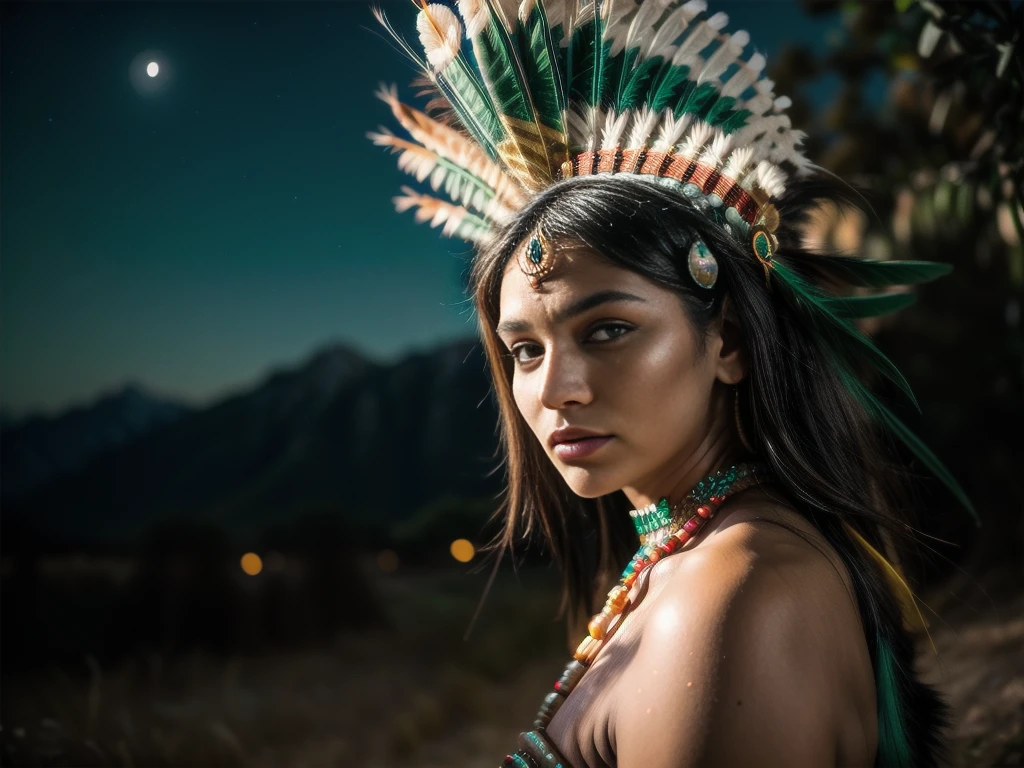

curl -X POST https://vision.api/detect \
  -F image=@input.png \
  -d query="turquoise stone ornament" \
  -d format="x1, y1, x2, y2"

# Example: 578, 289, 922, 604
688, 239, 719, 289
528, 237, 543, 264
752, 227, 773, 265
517, 227, 558, 287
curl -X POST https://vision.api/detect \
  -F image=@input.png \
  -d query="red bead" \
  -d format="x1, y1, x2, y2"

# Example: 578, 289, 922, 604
633, 560, 645, 572
554, 681, 563, 692
696, 505, 712, 518
683, 516, 701, 533
649, 550, 661, 562
675, 530, 690, 544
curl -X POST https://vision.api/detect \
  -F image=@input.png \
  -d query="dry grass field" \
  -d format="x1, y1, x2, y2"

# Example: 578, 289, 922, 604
2, 560, 1021, 767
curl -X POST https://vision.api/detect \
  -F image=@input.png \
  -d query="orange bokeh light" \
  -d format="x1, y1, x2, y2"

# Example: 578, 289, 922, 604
240, 552, 263, 576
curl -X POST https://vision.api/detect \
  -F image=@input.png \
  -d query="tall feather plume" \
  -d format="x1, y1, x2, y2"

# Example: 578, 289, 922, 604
458, 0, 563, 187
393, 186, 492, 243
375, 84, 527, 210
368, 129, 514, 221
385, 5, 504, 160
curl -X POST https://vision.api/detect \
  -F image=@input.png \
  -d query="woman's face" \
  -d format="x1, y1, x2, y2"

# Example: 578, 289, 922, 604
497, 245, 744, 500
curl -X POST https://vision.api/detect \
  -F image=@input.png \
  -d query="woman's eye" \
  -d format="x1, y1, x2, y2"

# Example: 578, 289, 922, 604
510, 343, 543, 365
588, 323, 633, 342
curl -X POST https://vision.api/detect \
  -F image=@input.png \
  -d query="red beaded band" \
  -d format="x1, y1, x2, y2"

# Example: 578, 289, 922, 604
561, 149, 760, 225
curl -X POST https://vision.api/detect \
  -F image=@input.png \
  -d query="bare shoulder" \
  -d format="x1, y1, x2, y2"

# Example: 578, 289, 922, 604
612, 500, 876, 768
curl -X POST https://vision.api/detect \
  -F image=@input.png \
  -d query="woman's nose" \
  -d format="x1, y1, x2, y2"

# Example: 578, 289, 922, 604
538, 346, 594, 410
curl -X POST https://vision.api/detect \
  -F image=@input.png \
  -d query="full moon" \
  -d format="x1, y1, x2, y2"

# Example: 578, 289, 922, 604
146, 61, 159, 77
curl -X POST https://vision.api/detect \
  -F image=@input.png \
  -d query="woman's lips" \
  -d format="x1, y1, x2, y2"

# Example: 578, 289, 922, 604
553, 435, 613, 461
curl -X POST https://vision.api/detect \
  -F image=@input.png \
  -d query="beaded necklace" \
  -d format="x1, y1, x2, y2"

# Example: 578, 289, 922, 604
502, 462, 768, 768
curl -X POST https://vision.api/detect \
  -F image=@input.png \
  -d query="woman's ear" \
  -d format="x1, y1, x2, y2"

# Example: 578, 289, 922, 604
715, 296, 747, 386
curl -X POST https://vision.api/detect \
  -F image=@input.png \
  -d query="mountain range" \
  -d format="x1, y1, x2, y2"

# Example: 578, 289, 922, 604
1, 338, 503, 543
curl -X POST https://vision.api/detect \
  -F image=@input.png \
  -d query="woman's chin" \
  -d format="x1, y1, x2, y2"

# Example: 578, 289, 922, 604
559, 466, 623, 499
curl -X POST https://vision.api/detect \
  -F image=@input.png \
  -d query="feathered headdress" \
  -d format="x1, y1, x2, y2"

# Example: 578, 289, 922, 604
369, 0, 973, 518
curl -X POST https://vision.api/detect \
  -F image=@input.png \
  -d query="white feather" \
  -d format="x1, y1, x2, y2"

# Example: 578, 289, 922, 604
652, 111, 693, 151
754, 160, 786, 198
698, 131, 731, 166
601, 110, 631, 149
773, 95, 792, 111
635, 0, 693, 59
417, 5, 463, 73
457, 0, 489, 37
678, 121, 713, 158
720, 51, 766, 99
670, 13, 728, 67
721, 146, 754, 179
698, 30, 748, 84
603, 0, 641, 57
625, 105, 660, 148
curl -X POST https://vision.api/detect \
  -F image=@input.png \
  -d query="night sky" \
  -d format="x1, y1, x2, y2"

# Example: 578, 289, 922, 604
0, 1, 840, 417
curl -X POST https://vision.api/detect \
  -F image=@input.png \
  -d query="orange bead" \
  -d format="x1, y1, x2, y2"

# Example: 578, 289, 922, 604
588, 615, 609, 640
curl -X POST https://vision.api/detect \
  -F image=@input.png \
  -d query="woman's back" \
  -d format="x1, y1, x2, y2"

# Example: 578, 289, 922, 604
546, 495, 878, 767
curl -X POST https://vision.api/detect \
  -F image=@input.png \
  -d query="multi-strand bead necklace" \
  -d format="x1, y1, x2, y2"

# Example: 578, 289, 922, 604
502, 462, 767, 768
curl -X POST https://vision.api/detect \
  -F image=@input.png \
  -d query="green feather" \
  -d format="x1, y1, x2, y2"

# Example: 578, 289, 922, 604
591, 0, 604, 113
816, 257, 953, 288
617, 56, 663, 112
838, 364, 977, 522
566, 19, 596, 104
772, 261, 920, 411
678, 81, 718, 117
472, 5, 533, 123
719, 108, 753, 135
704, 94, 738, 125
517, 4, 566, 131
822, 292, 917, 320
649, 64, 692, 115
436, 64, 504, 159
612, 46, 641, 112
875, 634, 913, 768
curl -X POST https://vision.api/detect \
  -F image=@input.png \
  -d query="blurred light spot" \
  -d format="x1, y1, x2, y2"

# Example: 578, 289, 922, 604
377, 549, 399, 573
450, 539, 475, 563
265, 550, 286, 573
240, 552, 263, 576
147, 61, 159, 77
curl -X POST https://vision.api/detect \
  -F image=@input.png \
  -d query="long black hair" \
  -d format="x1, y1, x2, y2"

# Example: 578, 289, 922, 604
469, 173, 951, 767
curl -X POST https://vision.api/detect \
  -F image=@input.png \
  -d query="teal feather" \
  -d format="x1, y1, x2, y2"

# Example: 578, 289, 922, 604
837, 362, 977, 521
678, 81, 718, 116
649, 64, 692, 114
472, 2, 534, 123
772, 261, 920, 411
591, 0, 604, 113
822, 292, 917, 320
372, 8, 502, 160
436, 64, 504, 159
704, 94, 737, 125
876, 634, 914, 768
566, 19, 596, 104
719, 107, 752, 135
612, 46, 641, 112
617, 56, 663, 112
816, 257, 953, 288
517, 3, 566, 131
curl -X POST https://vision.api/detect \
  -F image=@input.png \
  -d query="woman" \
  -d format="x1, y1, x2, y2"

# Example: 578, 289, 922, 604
370, 2, 971, 765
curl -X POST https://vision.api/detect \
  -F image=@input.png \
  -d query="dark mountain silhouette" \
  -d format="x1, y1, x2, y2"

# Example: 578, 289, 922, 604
4, 338, 502, 543
1, 384, 191, 501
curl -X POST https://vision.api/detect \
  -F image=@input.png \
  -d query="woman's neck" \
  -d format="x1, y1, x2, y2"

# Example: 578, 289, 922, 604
620, 412, 742, 514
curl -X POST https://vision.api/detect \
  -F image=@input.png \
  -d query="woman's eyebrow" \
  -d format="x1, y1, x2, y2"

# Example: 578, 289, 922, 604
496, 290, 648, 334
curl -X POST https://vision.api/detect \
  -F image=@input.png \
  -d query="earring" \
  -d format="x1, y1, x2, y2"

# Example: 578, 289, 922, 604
734, 386, 754, 454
